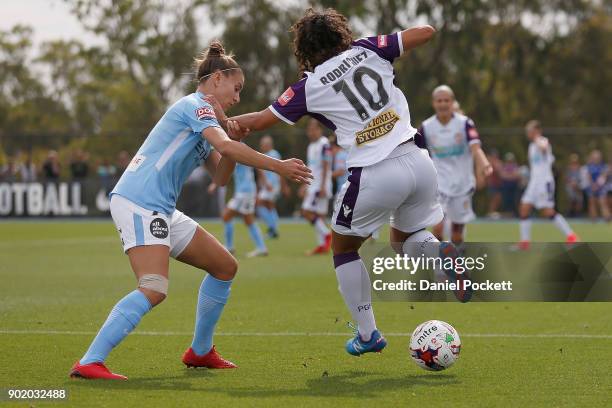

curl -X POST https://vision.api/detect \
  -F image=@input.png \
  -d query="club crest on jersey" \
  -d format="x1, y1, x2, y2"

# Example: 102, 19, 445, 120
278, 87, 295, 106
355, 109, 400, 145
377, 35, 388, 48
195, 106, 215, 121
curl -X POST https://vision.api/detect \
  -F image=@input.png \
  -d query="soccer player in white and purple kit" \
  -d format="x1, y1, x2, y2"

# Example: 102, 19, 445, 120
415, 85, 492, 250
225, 9, 465, 356
69, 42, 311, 380
302, 118, 333, 255
518, 120, 578, 249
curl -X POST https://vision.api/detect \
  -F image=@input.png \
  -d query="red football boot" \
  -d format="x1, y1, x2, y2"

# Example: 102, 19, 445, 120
182, 346, 237, 369
323, 233, 332, 251
306, 244, 329, 256
69, 361, 127, 380
566, 233, 579, 244
517, 240, 530, 251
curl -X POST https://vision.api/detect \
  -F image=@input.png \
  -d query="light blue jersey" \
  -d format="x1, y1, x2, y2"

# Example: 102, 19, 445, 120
112, 91, 218, 214
263, 149, 281, 189
234, 163, 256, 194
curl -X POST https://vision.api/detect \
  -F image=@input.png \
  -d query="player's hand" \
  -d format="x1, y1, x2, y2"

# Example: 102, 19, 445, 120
275, 159, 313, 184
203, 95, 228, 123
227, 120, 250, 141
481, 163, 493, 178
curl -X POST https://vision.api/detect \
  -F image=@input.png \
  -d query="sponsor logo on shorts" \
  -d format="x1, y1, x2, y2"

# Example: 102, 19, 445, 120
150, 218, 169, 239
342, 204, 352, 217
355, 109, 400, 145
195, 106, 216, 121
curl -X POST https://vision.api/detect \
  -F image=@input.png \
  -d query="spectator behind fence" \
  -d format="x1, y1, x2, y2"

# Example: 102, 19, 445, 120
42, 150, 61, 181
96, 158, 116, 192
605, 161, 612, 222
0, 156, 19, 182
500, 152, 521, 215
116, 150, 131, 177
584, 150, 610, 221
564, 153, 583, 217
70, 149, 90, 180
486, 149, 502, 218
19, 151, 37, 182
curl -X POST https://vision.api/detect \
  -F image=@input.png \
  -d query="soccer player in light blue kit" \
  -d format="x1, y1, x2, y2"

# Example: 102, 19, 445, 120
69, 41, 311, 380
257, 135, 283, 238
222, 161, 268, 257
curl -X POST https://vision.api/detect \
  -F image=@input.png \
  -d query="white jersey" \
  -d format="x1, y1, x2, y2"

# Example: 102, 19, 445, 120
528, 136, 554, 183
307, 136, 333, 196
269, 32, 415, 168
416, 113, 481, 197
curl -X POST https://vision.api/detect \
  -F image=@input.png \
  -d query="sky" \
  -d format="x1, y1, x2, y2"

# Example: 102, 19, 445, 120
0, 0, 102, 46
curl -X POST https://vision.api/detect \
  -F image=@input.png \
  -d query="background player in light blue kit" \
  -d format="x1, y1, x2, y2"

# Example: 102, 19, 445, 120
69, 41, 311, 380
221, 161, 268, 257
256, 135, 283, 238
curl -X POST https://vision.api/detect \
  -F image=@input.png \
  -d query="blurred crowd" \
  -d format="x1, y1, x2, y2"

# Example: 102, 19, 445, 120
1, 146, 610, 222
0, 149, 132, 191
485, 148, 611, 221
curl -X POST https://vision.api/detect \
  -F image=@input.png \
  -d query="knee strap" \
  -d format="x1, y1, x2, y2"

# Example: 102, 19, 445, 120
138, 274, 168, 295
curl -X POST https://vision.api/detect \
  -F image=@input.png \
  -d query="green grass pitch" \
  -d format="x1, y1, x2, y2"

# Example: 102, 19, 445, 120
1, 220, 611, 407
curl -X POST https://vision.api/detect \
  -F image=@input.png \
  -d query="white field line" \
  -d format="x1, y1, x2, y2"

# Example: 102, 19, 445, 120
0, 329, 610, 339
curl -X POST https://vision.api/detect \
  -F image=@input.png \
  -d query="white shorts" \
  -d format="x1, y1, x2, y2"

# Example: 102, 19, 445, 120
521, 179, 555, 209
302, 188, 330, 214
257, 187, 280, 203
227, 192, 256, 215
331, 142, 443, 237
110, 194, 199, 258
438, 190, 475, 224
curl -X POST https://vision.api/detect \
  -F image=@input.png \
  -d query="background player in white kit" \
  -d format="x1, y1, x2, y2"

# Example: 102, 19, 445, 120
210, 8, 472, 356
256, 135, 283, 238
302, 118, 333, 255
416, 85, 492, 250
518, 120, 578, 249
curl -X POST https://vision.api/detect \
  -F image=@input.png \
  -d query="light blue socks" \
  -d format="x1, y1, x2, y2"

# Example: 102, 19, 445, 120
80, 290, 152, 364
191, 275, 233, 355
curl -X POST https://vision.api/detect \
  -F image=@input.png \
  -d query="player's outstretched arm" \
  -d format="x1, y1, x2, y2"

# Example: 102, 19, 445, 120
399, 25, 436, 53
205, 150, 236, 187
471, 143, 493, 179
202, 126, 312, 184
230, 109, 280, 132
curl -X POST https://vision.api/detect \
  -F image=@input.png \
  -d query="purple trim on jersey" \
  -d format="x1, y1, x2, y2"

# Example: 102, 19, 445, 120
271, 78, 307, 124
351, 33, 401, 63
271, 77, 338, 130
308, 112, 337, 130
333, 251, 360, 268
321, 143, 332, 162
414, 127, 427, 149
335, 167, 362, 228
465, 117, 480, 144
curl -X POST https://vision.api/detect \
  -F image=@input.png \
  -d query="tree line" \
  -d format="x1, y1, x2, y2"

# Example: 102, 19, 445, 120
0, 0, 610, 164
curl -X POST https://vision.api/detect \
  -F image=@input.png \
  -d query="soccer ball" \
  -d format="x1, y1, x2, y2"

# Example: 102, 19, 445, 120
409, 320, 461, 371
